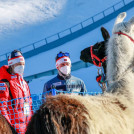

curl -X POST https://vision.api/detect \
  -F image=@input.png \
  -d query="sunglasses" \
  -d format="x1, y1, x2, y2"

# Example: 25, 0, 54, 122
57, 52, 70, 58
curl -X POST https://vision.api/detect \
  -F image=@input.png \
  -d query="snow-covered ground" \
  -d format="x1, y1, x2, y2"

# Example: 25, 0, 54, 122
0, 0, 134, 94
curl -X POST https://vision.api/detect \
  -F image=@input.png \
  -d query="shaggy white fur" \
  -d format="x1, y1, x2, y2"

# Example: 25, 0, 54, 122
107, 12, 134, 96
69, 94, 134, 134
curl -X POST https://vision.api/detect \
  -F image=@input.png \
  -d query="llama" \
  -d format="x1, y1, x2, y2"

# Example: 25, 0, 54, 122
26, 12, 134, 134
0, 114, 17, 134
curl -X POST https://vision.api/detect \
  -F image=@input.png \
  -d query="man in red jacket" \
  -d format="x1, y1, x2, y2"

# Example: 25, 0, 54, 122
0, 50, 33, 134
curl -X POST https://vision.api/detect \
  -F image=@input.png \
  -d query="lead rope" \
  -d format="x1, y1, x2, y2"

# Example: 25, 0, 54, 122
96, 65, 107, 93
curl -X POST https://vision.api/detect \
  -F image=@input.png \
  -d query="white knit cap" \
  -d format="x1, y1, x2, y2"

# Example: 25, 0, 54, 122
8, 50, 25, 66
56, 56, 71, 68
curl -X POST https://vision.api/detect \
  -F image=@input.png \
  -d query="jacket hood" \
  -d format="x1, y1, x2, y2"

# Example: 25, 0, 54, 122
0, 65, 12, 81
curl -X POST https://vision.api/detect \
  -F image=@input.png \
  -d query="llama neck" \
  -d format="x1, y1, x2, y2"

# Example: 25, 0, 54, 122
107, 35, 134, 97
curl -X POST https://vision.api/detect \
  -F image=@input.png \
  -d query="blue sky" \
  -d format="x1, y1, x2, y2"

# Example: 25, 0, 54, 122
0, 0, 122, 54
0, 0, 133, 94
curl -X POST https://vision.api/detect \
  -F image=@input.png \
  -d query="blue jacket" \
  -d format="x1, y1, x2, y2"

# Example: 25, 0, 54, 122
43, 74, 87, 95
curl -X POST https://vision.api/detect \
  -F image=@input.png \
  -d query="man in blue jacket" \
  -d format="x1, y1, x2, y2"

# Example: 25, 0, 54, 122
42, 51, 87, 97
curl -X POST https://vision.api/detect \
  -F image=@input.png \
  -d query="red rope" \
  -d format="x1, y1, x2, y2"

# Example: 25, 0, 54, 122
90, 46, 107, 67
114, 32, 134, 43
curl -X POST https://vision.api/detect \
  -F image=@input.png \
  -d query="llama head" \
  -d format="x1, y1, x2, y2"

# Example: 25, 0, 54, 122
107, 12, 134, 94
80, 27, 110, 75
112, 12, 134, 37
111, 12, 134, 61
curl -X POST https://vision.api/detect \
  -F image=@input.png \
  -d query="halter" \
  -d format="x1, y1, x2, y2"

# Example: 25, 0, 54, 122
114, 32, 134, 43
90, 45, 107, 92
90, 45, 107, 67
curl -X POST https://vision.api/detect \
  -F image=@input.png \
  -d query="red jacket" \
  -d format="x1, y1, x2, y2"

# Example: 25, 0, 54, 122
0, 65, 33, 134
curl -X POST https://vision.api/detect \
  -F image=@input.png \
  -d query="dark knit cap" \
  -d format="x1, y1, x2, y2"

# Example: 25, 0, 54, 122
8, 50, 23, 60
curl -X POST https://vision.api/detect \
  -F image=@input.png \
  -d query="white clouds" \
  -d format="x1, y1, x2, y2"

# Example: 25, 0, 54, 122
0, 0, 66, 33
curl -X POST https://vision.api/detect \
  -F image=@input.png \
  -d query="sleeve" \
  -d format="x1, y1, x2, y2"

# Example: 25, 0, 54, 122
25, 82, 33, 113
42, 83, 49, 101
0, 81, 11, 124
25, 82, 31, 96
80, 80, 87, 95
24, 82, 34, 122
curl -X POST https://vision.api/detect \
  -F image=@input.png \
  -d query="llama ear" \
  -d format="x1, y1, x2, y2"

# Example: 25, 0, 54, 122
114, 12, 126, 25
101, 27, 110, 41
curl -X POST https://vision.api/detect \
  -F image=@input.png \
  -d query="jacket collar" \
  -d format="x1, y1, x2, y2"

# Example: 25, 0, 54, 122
57, 73, 71, 80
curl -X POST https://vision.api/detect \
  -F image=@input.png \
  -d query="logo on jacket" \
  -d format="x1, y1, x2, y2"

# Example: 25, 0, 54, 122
0, 87, 6, 91
72, 88, 80, 92
70, 80, 76, 84
53, 82, 62, 86
0, 83, 5, 86
11, 75, 17, 79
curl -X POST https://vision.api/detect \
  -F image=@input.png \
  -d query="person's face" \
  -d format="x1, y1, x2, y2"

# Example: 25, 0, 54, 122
57, 62, 71, 70
11, 62, 25, 74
